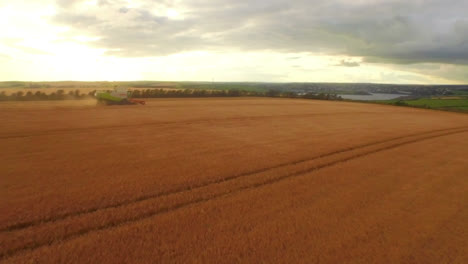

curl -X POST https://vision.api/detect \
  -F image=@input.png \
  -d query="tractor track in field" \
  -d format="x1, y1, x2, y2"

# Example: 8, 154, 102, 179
2, 125, 465, 233
1, 127, 467, 260
0, 111, 376, 139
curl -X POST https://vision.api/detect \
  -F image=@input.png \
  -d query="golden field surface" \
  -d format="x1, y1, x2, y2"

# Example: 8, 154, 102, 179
1, 98, 467, 263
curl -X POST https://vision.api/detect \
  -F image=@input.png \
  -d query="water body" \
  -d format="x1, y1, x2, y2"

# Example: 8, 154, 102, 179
339, 93, 405, 101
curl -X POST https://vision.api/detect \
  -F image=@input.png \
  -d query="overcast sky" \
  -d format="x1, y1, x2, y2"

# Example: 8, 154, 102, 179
1, 0, 467, 83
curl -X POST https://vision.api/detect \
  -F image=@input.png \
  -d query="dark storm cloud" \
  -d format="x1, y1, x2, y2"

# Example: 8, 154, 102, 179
51, 0, 468, 65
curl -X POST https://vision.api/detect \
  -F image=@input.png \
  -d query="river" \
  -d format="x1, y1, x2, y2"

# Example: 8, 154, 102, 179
339, 93, 406, 101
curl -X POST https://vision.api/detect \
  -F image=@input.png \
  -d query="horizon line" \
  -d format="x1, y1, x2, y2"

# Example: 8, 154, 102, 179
0, 81, 467, 86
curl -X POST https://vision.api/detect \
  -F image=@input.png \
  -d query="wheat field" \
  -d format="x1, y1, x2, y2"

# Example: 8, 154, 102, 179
1, 98, 467, 263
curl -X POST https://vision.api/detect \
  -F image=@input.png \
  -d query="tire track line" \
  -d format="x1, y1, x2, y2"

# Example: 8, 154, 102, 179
1, 126, 466, 233
1, 128, 467, 260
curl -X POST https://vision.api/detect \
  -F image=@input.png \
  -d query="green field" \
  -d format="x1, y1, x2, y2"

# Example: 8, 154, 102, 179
453, 90, 468, 95
380, 97, 468, 112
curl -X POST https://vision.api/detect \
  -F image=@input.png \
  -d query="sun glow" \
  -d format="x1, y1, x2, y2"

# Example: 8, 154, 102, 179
166, 9, 180, 18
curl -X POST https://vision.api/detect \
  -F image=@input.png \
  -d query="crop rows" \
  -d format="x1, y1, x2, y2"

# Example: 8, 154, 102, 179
1, 126, 467, 260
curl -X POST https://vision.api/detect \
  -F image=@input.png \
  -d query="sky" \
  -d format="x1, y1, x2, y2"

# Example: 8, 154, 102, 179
0, 0, 467, 84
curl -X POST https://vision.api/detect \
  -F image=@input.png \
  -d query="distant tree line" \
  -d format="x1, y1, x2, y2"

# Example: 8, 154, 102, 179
0, 88, 343, 101
301, 93, 343, 100
131, 88, 293, 98
0, 89, 95, 101
131, 89, 263, 98
129, 89, 343, 100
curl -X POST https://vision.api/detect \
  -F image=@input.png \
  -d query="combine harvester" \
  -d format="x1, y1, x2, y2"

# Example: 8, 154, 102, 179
95, 87, 145, 105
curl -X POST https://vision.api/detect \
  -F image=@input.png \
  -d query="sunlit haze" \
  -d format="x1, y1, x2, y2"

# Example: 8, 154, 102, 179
1, 0, 467, 83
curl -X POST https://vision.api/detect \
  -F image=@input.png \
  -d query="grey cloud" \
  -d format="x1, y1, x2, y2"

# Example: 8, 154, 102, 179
118, 7, 129, 13
56, 0, 83, 7
56, 0, 110, 7
398, 63, 468, 83
379, 71, 433, 84
0, 53, 11, 60
431, 65, 468, 83
53, 13, 100, 27
3, 39, 51, 55
50, 0, 468, 65
17, 46, 51, 55
337, 60, 360, 67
